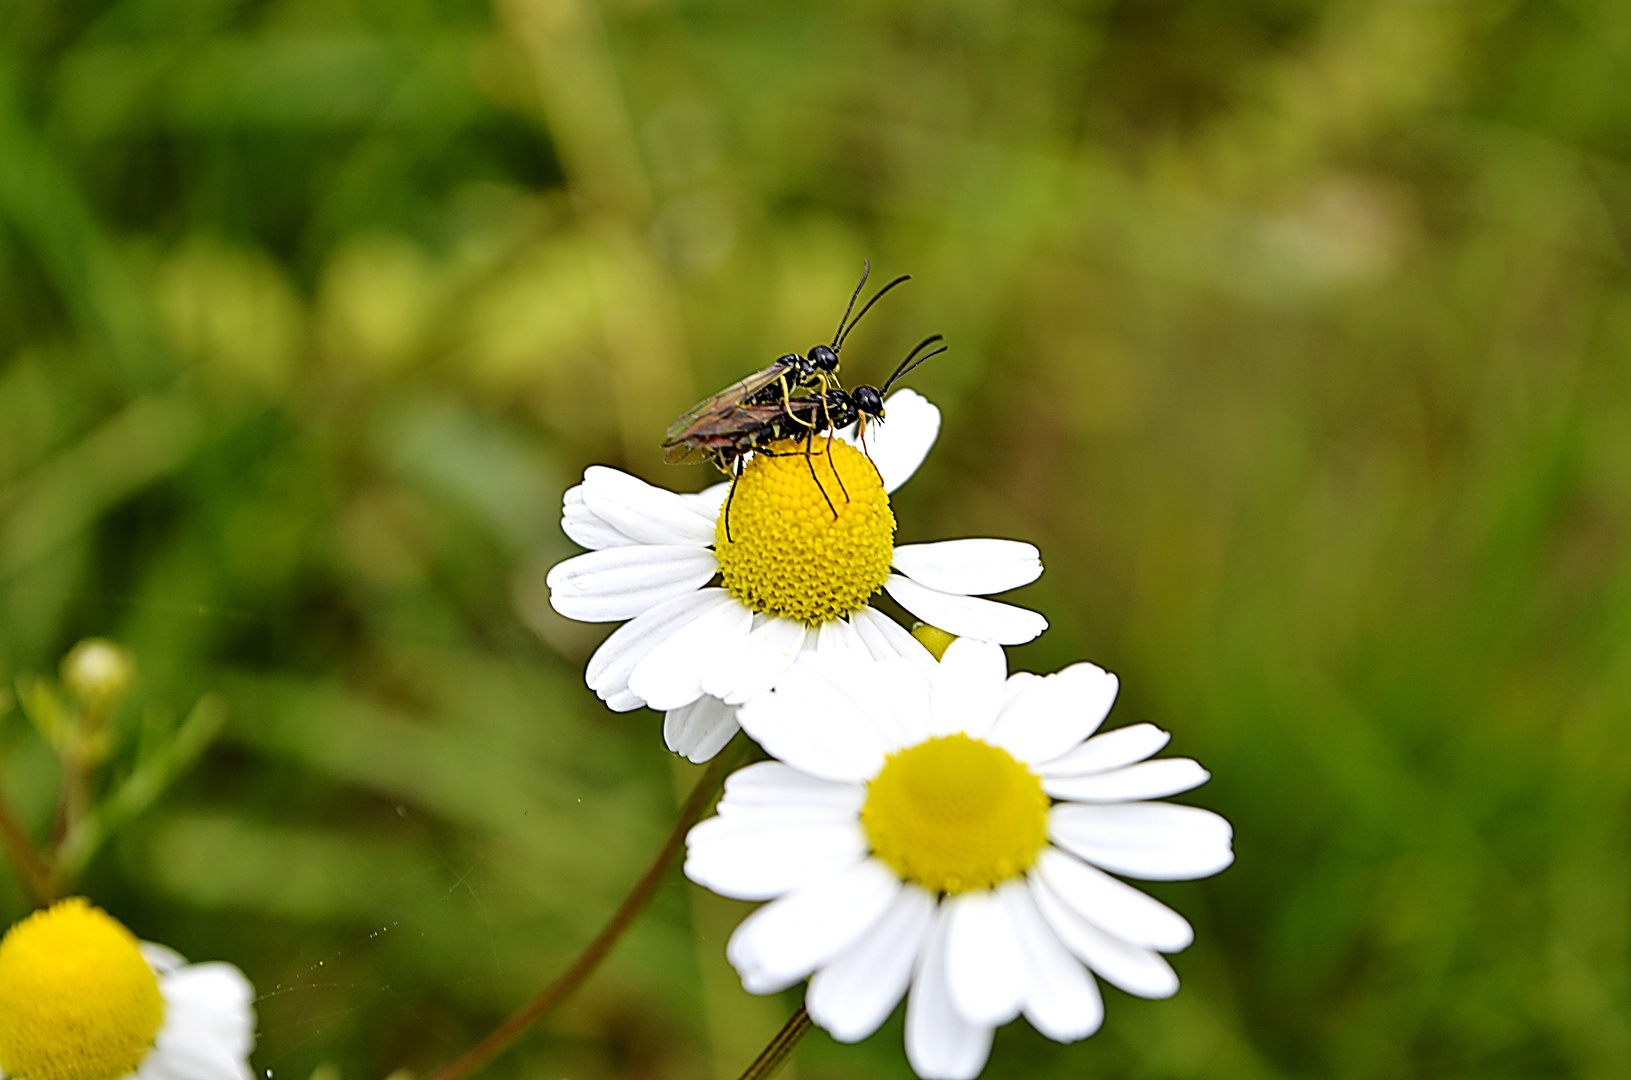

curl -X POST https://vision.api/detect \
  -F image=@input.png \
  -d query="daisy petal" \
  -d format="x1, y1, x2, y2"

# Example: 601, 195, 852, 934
727, 858, 902, 993
927, 638, 1007, 738
1038, 724, 1170, 777
944, 890, 1026, 1026
850, 607, 939, 677
1049, 803, 1235, 881
906, 905, 995, 1080
997, 880, 1103, 1041
628, 598, 755, 710
1030, 875, 1179, 998
585, 589, 733, 708
886, 575, 1048, 645
985, 663, 1119, 766
860, 389, 942, 494
808, 884, 936, 1043
546, 545, 718, 622
562, 485, 639, 549
815, 616, 868, 657
892, 539, 1042, 596
681, 481, 731, 517
701, 616, 807, 705
580, 466, 718, 546
736, 659, 895, 782
663, 696, 741, 763
1036, 847, 1193, 952
686, 815, 868, 900
1044, 759, 1210, 802
156, 963, 257, 1061
719, 761, 866, 816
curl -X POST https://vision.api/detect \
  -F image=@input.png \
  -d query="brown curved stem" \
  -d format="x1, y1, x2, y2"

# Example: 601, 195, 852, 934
421, 734, 746, 1080
736, 1004, 812, 1080
0, 781, 56, 907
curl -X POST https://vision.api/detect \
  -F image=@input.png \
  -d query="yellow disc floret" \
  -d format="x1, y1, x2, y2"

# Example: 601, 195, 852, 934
861, 734, 1050, 895
0, 898, 165, 1080
716, 438, 895, 625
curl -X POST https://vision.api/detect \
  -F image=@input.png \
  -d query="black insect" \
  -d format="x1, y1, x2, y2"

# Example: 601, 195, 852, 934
711, 333, 948, 539
662, 262, 911, 465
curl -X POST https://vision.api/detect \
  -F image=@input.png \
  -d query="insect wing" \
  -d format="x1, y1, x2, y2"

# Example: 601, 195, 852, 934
663, 363, 793, 447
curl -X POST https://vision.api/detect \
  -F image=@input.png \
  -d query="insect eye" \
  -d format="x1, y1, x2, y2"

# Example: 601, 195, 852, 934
855, 386, 883, 414
808, 344, 838, 370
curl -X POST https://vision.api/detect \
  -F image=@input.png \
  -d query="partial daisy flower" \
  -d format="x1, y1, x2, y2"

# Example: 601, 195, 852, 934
685, 639, 1233, 1080
0, 898, 255, 1080
547, 390, 1048, 762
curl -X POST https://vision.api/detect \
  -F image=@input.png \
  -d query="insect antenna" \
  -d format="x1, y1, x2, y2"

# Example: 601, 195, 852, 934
830, 260, 871, 346
836, 273, 913, 351
880, 334, 948, 394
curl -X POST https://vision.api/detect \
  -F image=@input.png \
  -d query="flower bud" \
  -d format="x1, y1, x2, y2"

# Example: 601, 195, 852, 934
60, 639, 136, 711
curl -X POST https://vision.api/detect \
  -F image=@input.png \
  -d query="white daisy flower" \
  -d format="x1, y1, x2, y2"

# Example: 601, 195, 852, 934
684, 639, 1233, 1080
546, 390, 1049, 762
0, 897, 255, 1080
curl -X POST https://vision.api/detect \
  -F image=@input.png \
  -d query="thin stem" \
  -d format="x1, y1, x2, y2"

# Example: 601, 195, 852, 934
421, 734, 747, 1080
0, 782, 56, 907
736, 1004, 813, 1080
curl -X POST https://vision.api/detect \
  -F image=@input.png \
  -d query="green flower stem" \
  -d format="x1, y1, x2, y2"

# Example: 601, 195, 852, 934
54, 692, 227, 883
736, 1004, 813, 1080
0, 780, 56, 906
421, 733, 747, 1080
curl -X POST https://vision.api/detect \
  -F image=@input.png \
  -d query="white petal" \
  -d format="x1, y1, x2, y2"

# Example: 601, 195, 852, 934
141, 942, 188, 975
849, 607, 939, 679
546, 545, 718, 622
858, 389, 941, 494
927, 638, 1007, 738
701, 616, 807, 705
794, 650, 933, 751
628, 598, 756, 710
604, 688, 643, 712
1030, 875, 1179, 998
997, 881, 1103, 1041
892, 539, 1042, 596
808, 885, 936, 1042
150, 963, 256, 1080
985, 663, 1119, 766
815, 616, 868, 657
1035, 847, 1192, 952
681, 481, 731, 517
663, 696, 741, 763
1049, 803, 1235, 881
686, 815, 869, 900
736, 658, 894, 783
1037, 724, 1170, 777
562, 485, 639, 550
943, 890, 1025, 1026
1044, 759, 1210, 803
585, 589, 733, 707
580, 465, 718, 546
718, 761, 866, 816
727, 859, 902, 993
905, 906, 995, 1080
886, 575, 1047, 645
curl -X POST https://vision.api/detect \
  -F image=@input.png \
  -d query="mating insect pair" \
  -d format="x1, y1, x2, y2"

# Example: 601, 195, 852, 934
663, 264, 946, 538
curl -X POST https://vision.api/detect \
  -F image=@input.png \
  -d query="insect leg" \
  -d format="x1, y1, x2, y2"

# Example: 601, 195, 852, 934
803, 426, 838, 519
724, 457, 744, 543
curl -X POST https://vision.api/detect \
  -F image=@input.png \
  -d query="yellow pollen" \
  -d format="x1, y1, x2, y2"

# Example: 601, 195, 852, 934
715, 438, 895, 625
861, 734, 1050, 895
910, 623, 957, 661
0, 898, 165, 1080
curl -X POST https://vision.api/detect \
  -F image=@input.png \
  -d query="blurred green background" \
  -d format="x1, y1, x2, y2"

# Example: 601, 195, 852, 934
2, 0, 1629, 1077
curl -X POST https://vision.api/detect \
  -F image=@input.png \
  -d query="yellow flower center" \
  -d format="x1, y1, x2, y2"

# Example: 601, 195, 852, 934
0, 899, 165, 1080
861, 734, 1050, 895
715, 438, 895, 625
